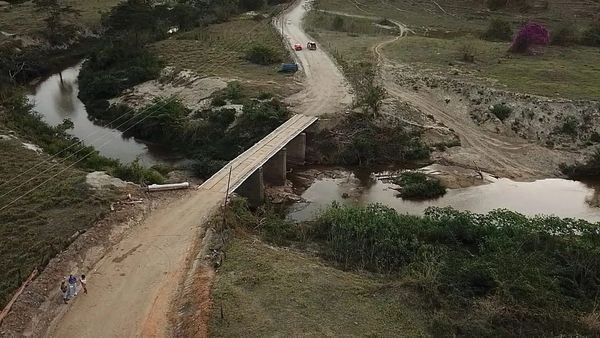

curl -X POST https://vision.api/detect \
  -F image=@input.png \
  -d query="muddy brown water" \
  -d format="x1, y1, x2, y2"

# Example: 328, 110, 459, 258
27, 63, 176, 165
287, 167, 600, 222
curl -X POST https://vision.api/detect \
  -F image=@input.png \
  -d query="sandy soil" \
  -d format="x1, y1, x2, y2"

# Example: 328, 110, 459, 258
274, 0, 353, 116
44, 188, 222, 338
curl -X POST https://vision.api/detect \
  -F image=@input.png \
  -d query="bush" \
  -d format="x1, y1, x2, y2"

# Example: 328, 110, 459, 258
560, 116, 579, 136
457, 41, 476, 62
490, 103, 512, 121
245, 44, 282, 65
239, 0, 265, 11
332, 16, 345, 31
311, 203, 600, 336
510, 22, 550, 53
486, 0, 508, 10
561, 148, 600, 178
393, 171, 446, 199
582, 22, 600, 47
257, 91, 274, 100
552, 22, 579, 46
225, 81, 244, 101
110, 159, 164, 184
482, 18, 513, 41
191, 157, 227, 179
211, 95, 227, 106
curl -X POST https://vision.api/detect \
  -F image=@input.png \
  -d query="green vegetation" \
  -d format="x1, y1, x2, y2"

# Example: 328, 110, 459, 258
152, 16, 294, 96
0, 93, 164, 184
0, 138, 116, 308
559, 115, 579, 136
210, 236, 428, 337
482, 18, 513, 41
245, 44, 283, 65
384, 36, 600, 99
560, 148, 600, 178
489, 103, 512, 121
93, 96, 289, 179
552, 22, 579, 46
313, 111, 430, 166
582, 22, 600, 47
393, 171, 446, 199
218, 199, 600, 337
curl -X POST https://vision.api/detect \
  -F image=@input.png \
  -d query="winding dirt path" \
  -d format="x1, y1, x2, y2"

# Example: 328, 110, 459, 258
359, 10, 567, 177
275, 0, 352, 116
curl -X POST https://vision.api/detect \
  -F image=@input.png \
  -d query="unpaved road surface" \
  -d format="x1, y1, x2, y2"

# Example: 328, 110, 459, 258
47, 190, 222, 338
275, 0, 352, 116
366, 14, 573, 178
42, 2, 349, 337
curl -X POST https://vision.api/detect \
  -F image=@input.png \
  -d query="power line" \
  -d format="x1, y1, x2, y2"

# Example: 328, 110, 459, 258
0, 3, 296, 209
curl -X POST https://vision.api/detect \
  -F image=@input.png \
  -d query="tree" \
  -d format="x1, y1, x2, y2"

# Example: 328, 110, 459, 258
509, 22, 549, 53
349, 62, 386, 116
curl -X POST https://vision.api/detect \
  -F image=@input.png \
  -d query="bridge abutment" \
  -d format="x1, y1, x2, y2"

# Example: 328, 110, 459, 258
236, 167, 264, 207
263, 148, 287, 186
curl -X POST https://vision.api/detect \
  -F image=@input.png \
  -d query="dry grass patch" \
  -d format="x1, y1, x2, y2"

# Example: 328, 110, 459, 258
151, 17, 298, 97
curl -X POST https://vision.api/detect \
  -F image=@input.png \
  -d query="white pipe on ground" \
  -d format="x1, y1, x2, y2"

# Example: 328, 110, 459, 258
147, 182, 190, 192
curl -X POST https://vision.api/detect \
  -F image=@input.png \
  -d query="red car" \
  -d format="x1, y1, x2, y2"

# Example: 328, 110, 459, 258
293, 43, 303, 51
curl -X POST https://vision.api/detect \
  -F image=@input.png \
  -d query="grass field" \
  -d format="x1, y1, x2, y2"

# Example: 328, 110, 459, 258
0, 0, 121, 35
310, 0, 600, 99
0, 137, 115, 308
209, 235, 428, 337
151, 17, 298, 97
383, 35, 600, 99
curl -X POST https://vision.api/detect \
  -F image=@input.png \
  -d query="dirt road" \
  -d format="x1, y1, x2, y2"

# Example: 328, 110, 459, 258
275, 0, 352, 116
46, 190, 222, 338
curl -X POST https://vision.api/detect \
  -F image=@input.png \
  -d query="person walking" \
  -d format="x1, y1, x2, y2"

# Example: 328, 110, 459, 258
67, 274, 77, 299
80, 274, 88, 294
60, 281, 68, 304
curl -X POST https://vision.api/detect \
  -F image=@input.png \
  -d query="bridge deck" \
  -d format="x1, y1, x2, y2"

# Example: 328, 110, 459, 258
199, 114, 317, 194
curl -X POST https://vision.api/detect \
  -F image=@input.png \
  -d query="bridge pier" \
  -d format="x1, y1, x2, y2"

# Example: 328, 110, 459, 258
287, 132, 306, 164
236, 167, 264, 207
263, 148, 287, 186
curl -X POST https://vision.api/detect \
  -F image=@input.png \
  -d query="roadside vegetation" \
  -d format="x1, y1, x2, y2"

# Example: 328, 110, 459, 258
0, 134, 116, 309
92, 95, 290, 179
310, 110, 429, 166
212, 198, 600, 337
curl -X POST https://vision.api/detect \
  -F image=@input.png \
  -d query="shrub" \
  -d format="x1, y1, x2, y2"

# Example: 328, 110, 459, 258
257, 91, 274, 100
245, 44, 282, 65
225, 81, 244, 101
561, 148, 600, 178
191, 157, 227, 179
590, 132, 600, 143
486, 0, 508, 10
332, 16, 345, 31
582, 22, 600, 47
211, 95, 227, 106
110, 159, 165, 185
560, 116, 579, 136
393, 171, 446, 199
490, 103, 512, 121
482, 18, 513, 41
552, 22, 579, 46
239, 0, 265, 11
510, 22, 550, 53
457, 41, 476, 62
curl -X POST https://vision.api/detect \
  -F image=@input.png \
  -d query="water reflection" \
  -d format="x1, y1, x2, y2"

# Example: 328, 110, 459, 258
288, 169, 600, 222
28, 63, 176, 165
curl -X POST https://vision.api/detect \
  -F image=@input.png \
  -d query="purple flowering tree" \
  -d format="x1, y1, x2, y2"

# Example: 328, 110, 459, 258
510, 22, 550, 53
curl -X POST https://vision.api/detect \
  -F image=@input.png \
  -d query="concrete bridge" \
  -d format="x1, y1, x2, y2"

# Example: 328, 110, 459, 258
198, 114, 318, 205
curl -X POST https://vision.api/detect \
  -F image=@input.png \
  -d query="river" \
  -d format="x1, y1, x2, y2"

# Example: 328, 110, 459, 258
288, 166, 600, 222
27, 63, 174, 165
